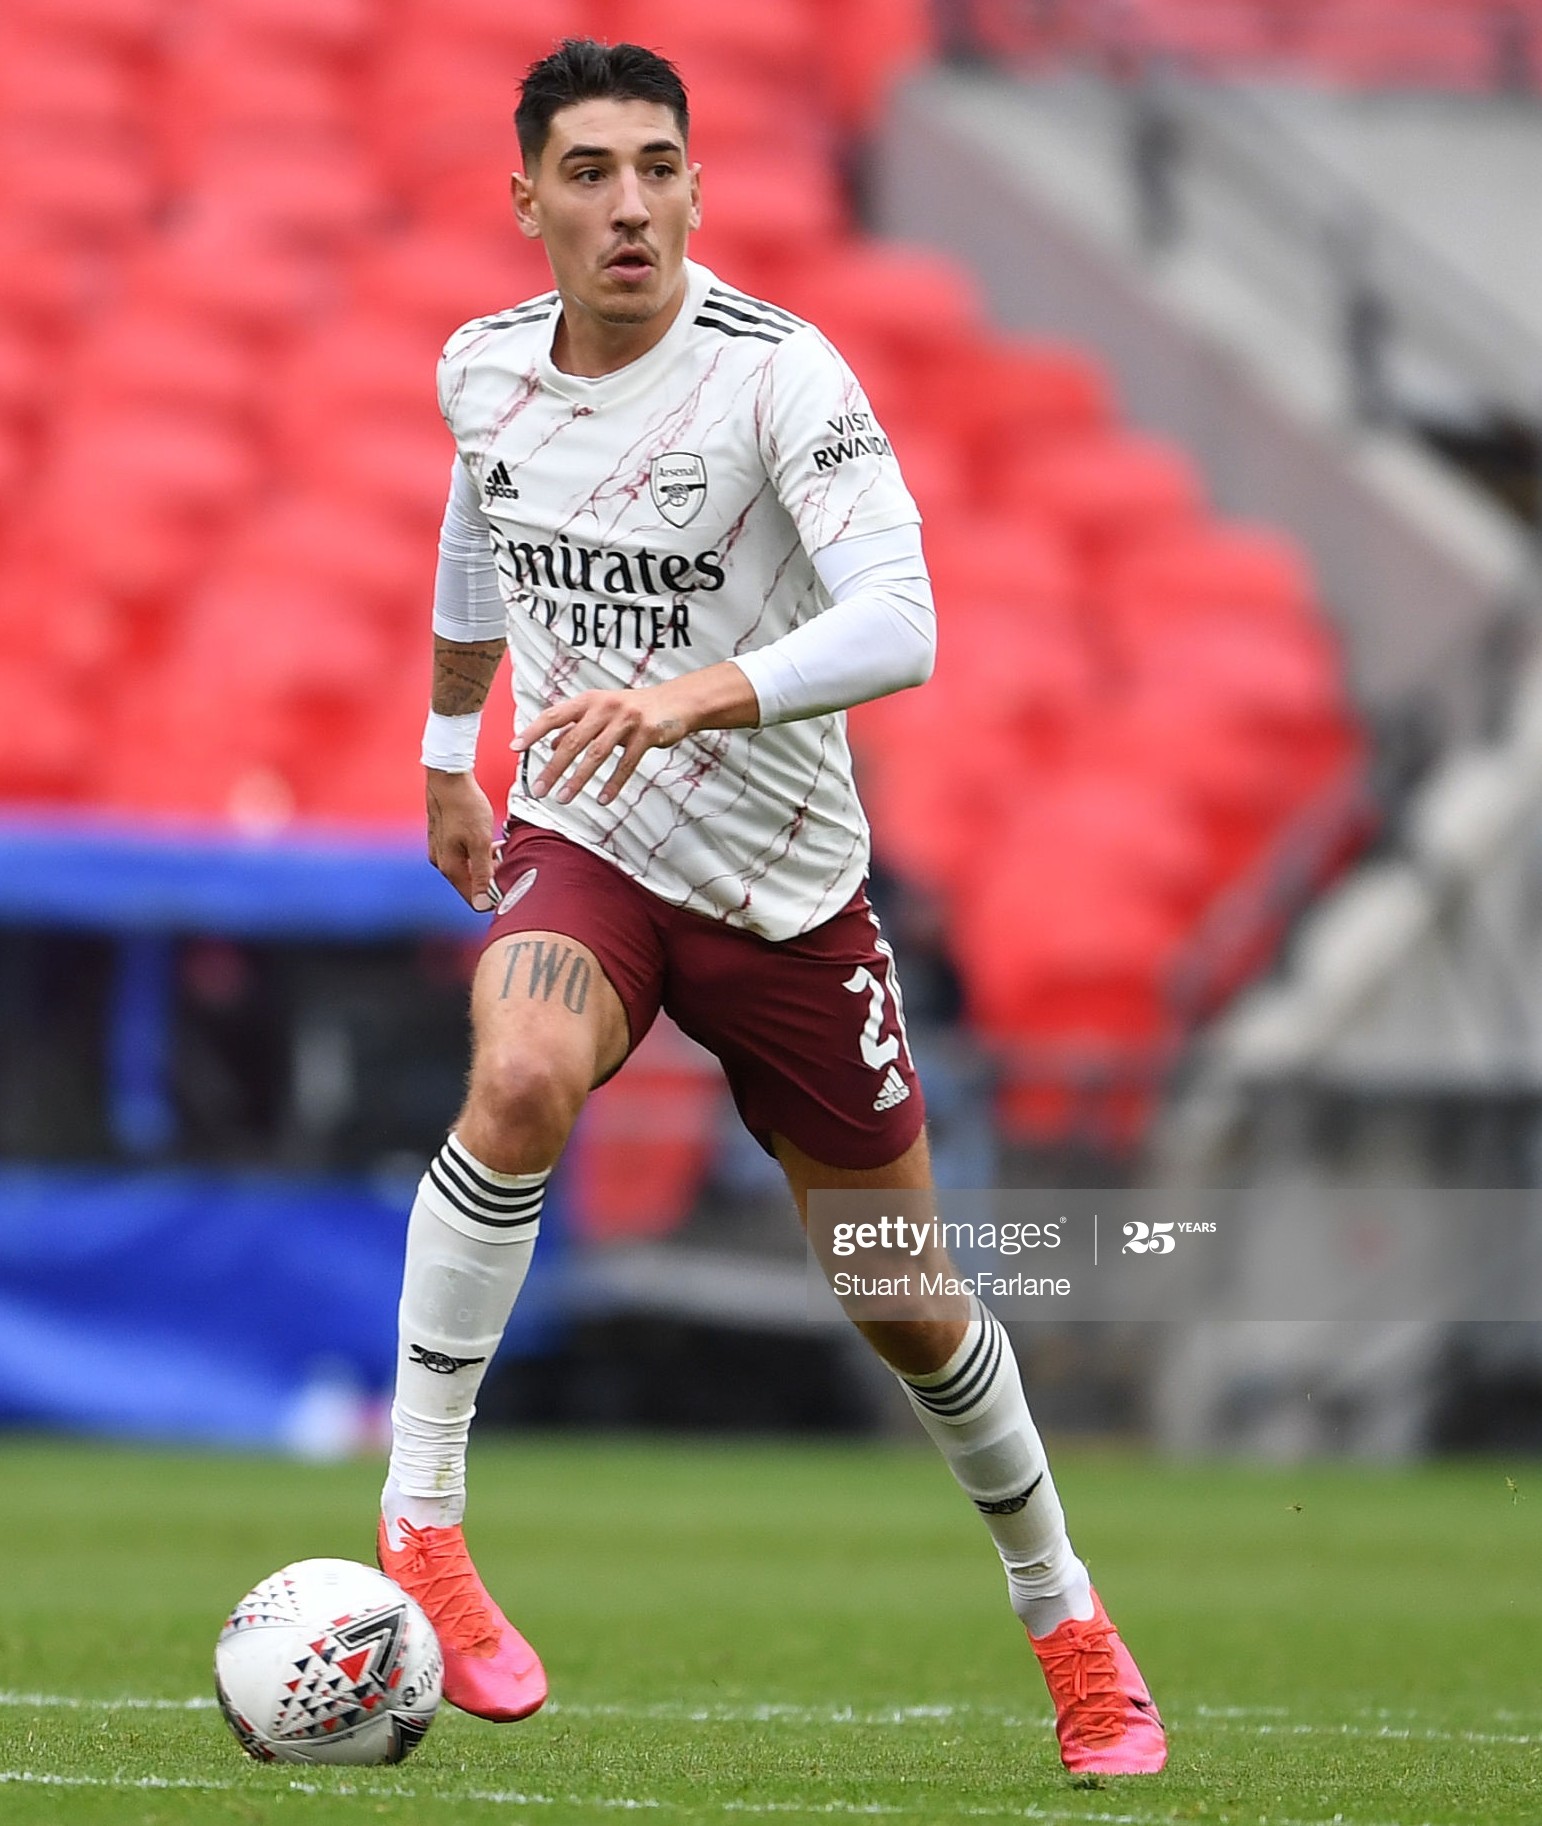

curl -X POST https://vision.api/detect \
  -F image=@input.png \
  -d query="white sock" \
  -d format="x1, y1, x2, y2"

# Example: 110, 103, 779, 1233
381, 1133, 547, 1545
897, 1302, 1094, 1638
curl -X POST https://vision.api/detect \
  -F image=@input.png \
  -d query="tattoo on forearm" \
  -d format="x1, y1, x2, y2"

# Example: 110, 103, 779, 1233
432, 637, 505, 716
497, 940, 592, 1013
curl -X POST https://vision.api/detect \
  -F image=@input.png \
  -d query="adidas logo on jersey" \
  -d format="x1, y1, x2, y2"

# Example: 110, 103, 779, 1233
484, 459, 519, 502
872, 1065, 910, 1113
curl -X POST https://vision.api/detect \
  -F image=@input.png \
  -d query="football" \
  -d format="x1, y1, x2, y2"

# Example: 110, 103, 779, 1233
214, 1557, 443, 1765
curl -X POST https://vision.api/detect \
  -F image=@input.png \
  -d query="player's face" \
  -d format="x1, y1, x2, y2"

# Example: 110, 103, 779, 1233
514, 98, 700, 330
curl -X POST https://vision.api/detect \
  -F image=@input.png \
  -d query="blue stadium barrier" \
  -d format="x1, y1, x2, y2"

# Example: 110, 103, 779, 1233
0, 1165, 568, 1450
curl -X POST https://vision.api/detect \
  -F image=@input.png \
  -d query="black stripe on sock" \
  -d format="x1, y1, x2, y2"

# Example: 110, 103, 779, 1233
427, 1162, 543, 1230
428, 1145, 546, 1230
908, 1319, 1004, 1418
905, 1306, 991, 1402
433, 1154, 544, 1221
442, 1140, 547, 1211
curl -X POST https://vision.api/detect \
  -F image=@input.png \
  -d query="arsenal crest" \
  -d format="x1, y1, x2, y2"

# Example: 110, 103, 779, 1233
650, 451, 707, 528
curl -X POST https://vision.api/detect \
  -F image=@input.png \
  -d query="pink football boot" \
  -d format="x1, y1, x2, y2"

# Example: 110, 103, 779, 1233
377, 1517, 547, 1722
1028, 1588, 1167, 1775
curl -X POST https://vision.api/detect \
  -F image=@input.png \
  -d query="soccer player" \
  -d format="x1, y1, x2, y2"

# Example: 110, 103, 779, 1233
377, 38, 1166, 1777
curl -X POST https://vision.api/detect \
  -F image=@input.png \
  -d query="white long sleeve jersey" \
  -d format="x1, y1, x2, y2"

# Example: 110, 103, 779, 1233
437, 258, 924, 941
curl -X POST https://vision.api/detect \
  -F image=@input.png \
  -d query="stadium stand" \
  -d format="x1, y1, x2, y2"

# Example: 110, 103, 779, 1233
0, 0, 1368, 1152
950, 0, 1542, 91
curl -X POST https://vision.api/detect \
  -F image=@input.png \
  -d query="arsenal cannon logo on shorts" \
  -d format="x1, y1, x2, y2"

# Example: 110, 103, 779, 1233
650, 451, 708, 527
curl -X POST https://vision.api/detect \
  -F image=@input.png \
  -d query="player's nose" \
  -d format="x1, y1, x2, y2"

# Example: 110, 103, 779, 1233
613, 167, 650, 226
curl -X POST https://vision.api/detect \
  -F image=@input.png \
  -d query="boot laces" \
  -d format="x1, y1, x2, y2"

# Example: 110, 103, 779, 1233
389, 1521, 500, 1657
1035, 1615, 1128, 1748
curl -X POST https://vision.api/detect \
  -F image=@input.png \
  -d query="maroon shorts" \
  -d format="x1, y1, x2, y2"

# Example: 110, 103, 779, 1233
483, 819, 925, 1170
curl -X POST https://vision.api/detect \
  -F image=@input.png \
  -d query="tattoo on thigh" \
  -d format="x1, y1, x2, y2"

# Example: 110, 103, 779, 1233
498, 939, 592, 1014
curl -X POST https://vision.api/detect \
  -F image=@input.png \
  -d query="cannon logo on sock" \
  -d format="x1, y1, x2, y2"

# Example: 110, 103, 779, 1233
972, 1473, 1044, 1516
408, 1344, 486, 1374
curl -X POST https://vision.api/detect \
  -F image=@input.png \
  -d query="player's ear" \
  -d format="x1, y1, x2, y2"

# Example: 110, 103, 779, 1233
511, 170, 541, 240
687, 162, 702, 234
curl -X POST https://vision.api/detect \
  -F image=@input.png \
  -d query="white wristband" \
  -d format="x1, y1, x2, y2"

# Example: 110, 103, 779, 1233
421, 709, 482, 772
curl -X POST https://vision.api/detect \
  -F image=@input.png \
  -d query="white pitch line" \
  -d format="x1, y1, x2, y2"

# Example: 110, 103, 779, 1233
0, 1770, 1458, 1826
0, 1691, 217, 1712
0, 1690, 1038, 1728
0, 1687, 1534, 1745
0, 1690, 1535, 1747
1196, 1717, 1541, 1749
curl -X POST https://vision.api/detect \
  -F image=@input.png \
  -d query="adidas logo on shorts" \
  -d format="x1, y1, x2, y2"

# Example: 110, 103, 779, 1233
872, 1065, 910, 1113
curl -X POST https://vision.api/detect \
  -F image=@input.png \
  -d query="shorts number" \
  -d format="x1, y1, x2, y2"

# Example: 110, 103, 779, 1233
843, 964, 901, 1071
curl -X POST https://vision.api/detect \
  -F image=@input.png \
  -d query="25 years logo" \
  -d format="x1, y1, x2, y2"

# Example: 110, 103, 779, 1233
1123, 1221, 1176, 1255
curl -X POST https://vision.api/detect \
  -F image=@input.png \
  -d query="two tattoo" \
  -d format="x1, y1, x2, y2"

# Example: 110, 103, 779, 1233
497, 938, 592, 1015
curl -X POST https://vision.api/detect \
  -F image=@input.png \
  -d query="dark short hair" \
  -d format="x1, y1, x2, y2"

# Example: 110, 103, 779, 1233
515, 39, 690, 167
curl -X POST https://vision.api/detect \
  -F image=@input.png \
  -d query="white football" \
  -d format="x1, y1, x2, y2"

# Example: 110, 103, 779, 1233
215, 1557, 442, 1765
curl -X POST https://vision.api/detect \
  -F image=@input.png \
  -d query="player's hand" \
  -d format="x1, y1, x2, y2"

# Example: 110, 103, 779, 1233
426, 768, 500, 910
514, 685, 691, 808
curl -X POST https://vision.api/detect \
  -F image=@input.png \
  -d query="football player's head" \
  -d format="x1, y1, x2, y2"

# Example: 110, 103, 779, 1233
513, 39, 701, 334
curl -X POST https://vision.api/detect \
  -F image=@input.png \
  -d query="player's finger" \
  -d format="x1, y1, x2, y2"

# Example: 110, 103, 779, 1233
596, 731, 651, 805
468, 844, 497, 913
555, 724, 628, 803
513, 697, 587, 753
533, 711, 610, 796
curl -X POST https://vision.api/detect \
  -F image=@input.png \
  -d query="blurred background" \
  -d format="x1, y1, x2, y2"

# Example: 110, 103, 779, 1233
2, 0, 1541, 1466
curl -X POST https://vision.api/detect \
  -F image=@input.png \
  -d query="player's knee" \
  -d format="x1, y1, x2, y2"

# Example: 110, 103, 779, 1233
464, 1048, 585, 1161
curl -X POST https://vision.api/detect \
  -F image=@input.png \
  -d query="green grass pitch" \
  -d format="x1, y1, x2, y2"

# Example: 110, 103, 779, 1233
0, 1435, 1538, 1825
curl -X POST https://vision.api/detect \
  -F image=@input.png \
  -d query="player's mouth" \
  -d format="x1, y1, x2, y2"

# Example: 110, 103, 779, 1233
603, 247, 656, 284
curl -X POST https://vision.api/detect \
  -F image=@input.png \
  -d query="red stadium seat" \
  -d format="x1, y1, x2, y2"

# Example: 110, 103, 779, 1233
0, 225, 102, 335
1075, 698, 1342, 881
184, 143, 388, 250
3, 0, 168, 52
366, 52, 522, 195
571, 1021, 723, 1242
1102, 521, 1316, 638
271, 312, 446, 456
685, 65, 828, 163
778, 243, 984, 365
993, 429, 1205, 563
391, 0, 600, 64
294, 409, 453, 530
222, 493, 430, 622
1296, 8, 1502, 91
195, 0, 376, 62
186, 576, 394, 698
351, 231, 552, 336
928, 336, 1114, 472
608, 0, 818, 81
0, 558, 123, 685
0, 661, 92, 802
884, 426, 970, 520
0, 32, 142, 145
0, 322, 41, 435
0, 125, 155, 244
150, 41, 358, 186
61, 310, 259, 432
688, 155, 848, 276
924, 513, 1083, 622
959, 864, 1188, 1045
121, 222, 329, 342
29, 410, 261, 604
1001, 770, 1215, 916
816, 0, 935, 132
